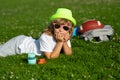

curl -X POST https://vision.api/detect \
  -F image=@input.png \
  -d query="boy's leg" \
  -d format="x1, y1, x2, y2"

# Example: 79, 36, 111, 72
0, 35, 27, 57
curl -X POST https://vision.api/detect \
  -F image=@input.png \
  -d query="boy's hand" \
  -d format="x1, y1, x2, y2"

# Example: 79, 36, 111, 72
54, 32, 64, 42
63, 32, 70, 42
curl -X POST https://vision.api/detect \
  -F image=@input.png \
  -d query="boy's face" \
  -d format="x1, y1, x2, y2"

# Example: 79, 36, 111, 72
52, 23, 72, 42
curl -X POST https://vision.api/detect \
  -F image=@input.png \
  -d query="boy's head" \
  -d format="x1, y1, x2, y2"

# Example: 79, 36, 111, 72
50, 8, 76, 26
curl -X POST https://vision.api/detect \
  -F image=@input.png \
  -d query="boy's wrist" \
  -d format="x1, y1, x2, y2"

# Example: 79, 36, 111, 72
57, 41, 64, 45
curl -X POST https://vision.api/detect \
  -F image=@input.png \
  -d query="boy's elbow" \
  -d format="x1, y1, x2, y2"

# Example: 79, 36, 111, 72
43, 52, 59, 59
64, 48, 72, 55
50, 55, 59, 59
65, 52, 72, 55
46, 55, 59, 59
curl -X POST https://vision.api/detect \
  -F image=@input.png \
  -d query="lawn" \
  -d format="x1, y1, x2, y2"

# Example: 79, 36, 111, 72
0, 0, 120, 80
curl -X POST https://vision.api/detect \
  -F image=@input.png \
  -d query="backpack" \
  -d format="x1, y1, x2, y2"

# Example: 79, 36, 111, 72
80, 25, 114, 43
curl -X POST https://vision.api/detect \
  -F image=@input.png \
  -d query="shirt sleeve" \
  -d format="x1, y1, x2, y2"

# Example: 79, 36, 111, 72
67, 40, 71, 47
39, 34, 53, 52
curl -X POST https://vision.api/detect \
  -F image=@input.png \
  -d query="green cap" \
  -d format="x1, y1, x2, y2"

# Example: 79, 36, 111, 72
50, 8, 76, 26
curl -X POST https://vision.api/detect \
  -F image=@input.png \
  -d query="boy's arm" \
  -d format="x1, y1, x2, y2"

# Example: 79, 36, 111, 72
63, 32, 72, 55
43, 42, 63, 59
43, 33, 64, 59
63, 42, 72, 55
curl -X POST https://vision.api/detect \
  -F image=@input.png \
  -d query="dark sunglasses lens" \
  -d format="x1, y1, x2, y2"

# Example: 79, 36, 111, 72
54, 24, 60, 29
63, 26, 69, 31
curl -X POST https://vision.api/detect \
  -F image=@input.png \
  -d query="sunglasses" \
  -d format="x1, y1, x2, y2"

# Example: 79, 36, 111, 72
53, 23, 71, 31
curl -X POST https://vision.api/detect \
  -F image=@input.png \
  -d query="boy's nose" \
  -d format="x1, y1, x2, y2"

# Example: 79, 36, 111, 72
59, 27, 64, 31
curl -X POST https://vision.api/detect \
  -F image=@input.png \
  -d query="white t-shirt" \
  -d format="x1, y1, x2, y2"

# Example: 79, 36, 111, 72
19, 33, 71, 56
39, 33, 71, 53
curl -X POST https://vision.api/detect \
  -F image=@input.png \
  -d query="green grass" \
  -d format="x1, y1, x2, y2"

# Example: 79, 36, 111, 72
0, 0, 120, 80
